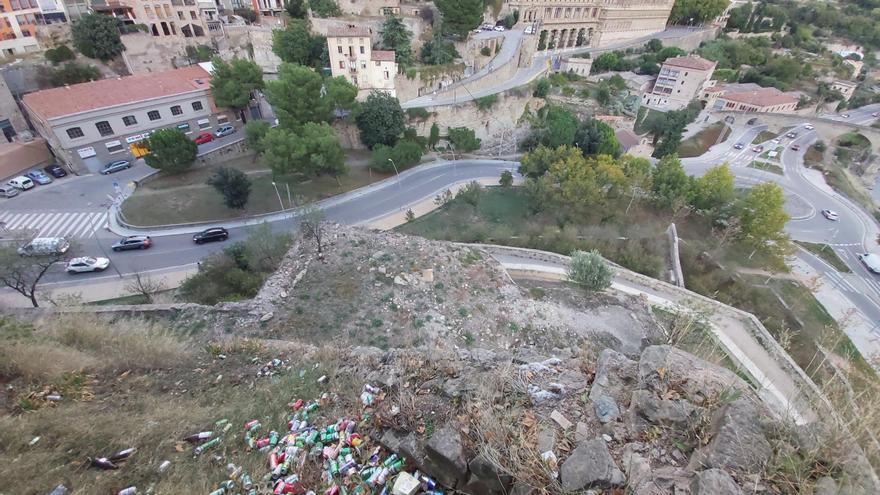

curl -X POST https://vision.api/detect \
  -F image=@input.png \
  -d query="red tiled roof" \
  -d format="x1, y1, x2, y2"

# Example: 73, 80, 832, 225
663, 55, 716, 71
371, 50, 396, 62
704, 85, 724, 93
22, 66, 212, 120
720, 88, 799, 108
327, 25, 372, 37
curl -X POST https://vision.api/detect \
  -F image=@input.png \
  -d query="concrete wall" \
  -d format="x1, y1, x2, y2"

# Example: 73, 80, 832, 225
217, 25, 282, 74
394, 64, 467, 102
120, 32, 199, 74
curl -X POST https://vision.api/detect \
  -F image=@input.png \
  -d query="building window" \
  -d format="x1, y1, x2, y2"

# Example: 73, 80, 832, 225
360, 61, 366, 69
106, 140, 124, 153
122, 115, 138, 126
190, 10, 197, 19
217, 115, 228, 124
192, 101, 204, 111
170, 105, 183, 116
384, 71, 389, 79
359, 46, 364, 54
337, 45, 342, 53
197, 119, 210, 129
339, 60, 344, 69
10, 0, 19, 9
177, 10, 184, 19
148, 110, 161, 121
66, 127, 84, 139
95, 121, 113, 137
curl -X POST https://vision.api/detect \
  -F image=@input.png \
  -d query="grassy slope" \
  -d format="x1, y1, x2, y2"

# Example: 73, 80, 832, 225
677, 122, 730, 158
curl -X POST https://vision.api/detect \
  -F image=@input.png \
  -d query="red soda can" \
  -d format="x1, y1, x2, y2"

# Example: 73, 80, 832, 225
255, 437, 271, 449
290, 399, 303, 411
245, 420, 260, 431
324, 486, 340, 495
269, 452, 279, 469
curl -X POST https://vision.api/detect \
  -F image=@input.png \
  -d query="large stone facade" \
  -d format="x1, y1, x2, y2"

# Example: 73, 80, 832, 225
510, 0, 674, 50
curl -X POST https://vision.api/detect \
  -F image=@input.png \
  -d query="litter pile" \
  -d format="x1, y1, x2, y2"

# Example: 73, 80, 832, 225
185, 384, 447, 495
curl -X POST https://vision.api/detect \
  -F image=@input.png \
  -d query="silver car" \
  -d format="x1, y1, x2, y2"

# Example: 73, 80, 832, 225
101, 160, 131, 175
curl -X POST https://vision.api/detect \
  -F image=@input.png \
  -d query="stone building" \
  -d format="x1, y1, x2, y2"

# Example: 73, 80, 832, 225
642, 55, 715, 110
21, 66, 235, 172
511, 0, 674, 51
704, 84, 799, 113
0, 0, 43, 56
93, 0, 210, 39
830, 80, 857, 102
327, 24, 396, 99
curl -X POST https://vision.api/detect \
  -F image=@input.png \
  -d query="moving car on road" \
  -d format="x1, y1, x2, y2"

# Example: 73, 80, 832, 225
785, 132, 798, 138
821, 209, 840, 221
841, 113, 850, 119
17, 237, 70, 256
858, 253, 880, 274
8, 176, 34, 190
790, 144, 800, 151
734, 142, 744, 150
26, 170, 53, 185
214, 124, 236, 138
772, 138, 782, 144
804, 123, 814, 130
44, 164, 67, 178
111, 235, 152, 251
101, 160, 131, 175
194, 132, 214, 145
66, 256, 110, 274
752, 145, 764, 153
193, 227, 229, 244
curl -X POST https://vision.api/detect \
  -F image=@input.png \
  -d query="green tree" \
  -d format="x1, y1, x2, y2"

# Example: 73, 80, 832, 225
591, 52, 620, 73
265, 64, 356, 130
533, 78, 550, 97
355, 91, 406, 149
309, 0, 341, 17
380, 14, 413, 67
308, 35, 330, 70
244, 120, 271, 154
567, 250, 613, 292
518, 144, 581, 179
595, 85, 611, 106
646, 38, 663, 52
261, 123, 345, 178
545, 153, 629, 212
691, 163, 734, 212
499, 170, 514, 187
434, 0, 483, 35
210, 57, 264, 123
369, 140, 423, 172
651, 154, 691, 209
726, 2, 752, 31
273, 20, 312, 65
43, 62, 101, 87
45, 44, 75, 65
428, 122, 440, 150
185, 44, 214, 63
575, 118, 620, 157
447, 126, 481, 152
285, 0, 308, 18
669, 0, 728, 25
233, 7, 257, 23
420, 31, 459, 65
737, 182, 790, 253
71, 13, 124, 61
144, 129, 197, 174
207, 167, 252, 209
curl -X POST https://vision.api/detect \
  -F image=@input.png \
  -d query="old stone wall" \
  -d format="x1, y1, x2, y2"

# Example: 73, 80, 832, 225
217, 25, 282, 74
394, 64, 468, 102
311, 15, 428, 50
120, 33, 199, 74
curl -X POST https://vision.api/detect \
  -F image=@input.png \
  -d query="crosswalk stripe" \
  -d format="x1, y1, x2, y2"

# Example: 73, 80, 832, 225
36, 213, 60, 236
72, 213, 98, 238
43, 213, 74, 237
39, 213, 67, 236
0, 211, 107, 238
27, 213, 48, 231
85, 213, 107, 237
67, 214, 95, 238
7, 213, 33, 230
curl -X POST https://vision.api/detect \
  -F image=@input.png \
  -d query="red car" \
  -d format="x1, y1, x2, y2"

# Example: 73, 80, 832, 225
194, 132, 214, 145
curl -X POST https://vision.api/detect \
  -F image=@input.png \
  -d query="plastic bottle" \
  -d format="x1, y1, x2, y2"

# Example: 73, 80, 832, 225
117, 487, 137, 495
183, 431, 214, 443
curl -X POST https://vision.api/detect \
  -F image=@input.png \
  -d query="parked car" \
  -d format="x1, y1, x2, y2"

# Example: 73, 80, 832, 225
66, 256, 110, 274
493, 25, 505, 31
821, 209, 840, 221
804, 123, 815, 130
858, 253, 880, 274
44, 164, 67, 178
790, 144, 801, 151
194, 132, 214, 145
0, 184, 19, 198
111, 235, 152, 251
26, 170, 53, 185
482, 24, 494, 30
100, 160, 131, 175
747, 117, 758, 125
841, 113, 850, 119
193, 227, 229, 244
8, 176, 34, 190
752, 145, 764, 153
872, 112, 879, 118
214, 124, 236, 138
785, 131, 798, 138
17, 237, 70, 256
524, 25, 535, 34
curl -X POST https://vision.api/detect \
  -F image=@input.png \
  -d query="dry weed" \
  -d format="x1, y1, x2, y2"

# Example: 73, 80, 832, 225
0, 342, 98, 383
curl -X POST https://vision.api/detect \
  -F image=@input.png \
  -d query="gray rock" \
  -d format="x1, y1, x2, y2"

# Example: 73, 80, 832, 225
259, 312, 273, 322
638, 346, 749, 403
441, 377, 474, 399
464, 454, 512, 494
557, 369, 589, 391
590, 349, 638, 406
621, 449, 652, 492
690, 469, 743, 495
814, 476, 839, 495
537, 424, 556, 452
560, 438, 626, 491
425, 424, 468, 488
593, 394, 621, 423
509, 483, 537, 495
379, 429, 427, 467
630, 389, 702, 426
690, 398, 772, 473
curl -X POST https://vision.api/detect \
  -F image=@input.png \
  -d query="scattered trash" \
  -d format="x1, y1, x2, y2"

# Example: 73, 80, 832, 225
158, 460, 171, 473
360, 384, 381, 407
541, 451, 559, 478
519, 357, 562, 373
47, 484, 67, 495
29, 436, 41, 446
550, 409, 572, 430
116, 486, 136, 495
257, 358, 290, 378
183, 431, 214, 443
46, 394, 62, 402
109, 448, 136, 462
89, 457, 119, 470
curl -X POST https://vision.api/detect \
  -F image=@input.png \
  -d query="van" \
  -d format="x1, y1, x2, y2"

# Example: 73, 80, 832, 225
8, 176, 34, 190
858, 253, 880, 275
17, 237, 71, 256
0, 184, 19, 198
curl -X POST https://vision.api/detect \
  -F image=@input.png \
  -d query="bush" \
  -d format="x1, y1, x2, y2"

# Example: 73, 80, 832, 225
309, 0, 341, 17
455, 181, 482, 206
206, 167, 252, 209
406, 107, 431, 120
45, 45, 75, 65
475, 94, 498, 110
499, 170, 513, 187
480, 46, 491, 56
447, 126, 481, 152
233, 7, 257, 22
42, 62, 101, 87
567, 250, 613, 292
369, 140, 423, 172
533, 78, 550, 97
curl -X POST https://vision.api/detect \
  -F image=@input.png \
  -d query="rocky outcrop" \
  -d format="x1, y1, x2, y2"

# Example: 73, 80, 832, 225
589, 349, 637, 424
690, 469, 743, 495
424, 424, 469, 488
560, 438, 625, 491
638, 345, 750, 403
690, 398, 772, 473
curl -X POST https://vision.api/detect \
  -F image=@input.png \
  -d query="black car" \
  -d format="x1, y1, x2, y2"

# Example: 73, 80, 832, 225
44, 164, 67, 178
111, 235, 152, 251
193, 227, 229, 244
747, 117, 758, 125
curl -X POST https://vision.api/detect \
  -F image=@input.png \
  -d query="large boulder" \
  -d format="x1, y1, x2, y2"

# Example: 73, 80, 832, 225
560, 438, 625, 491
424, 424, 468, 488
379, 429, 427, 467
638, 345, 750, 404
630, 389, 703, 427
459, 454, 512, 494
689, 398, 772, 473
589, 349, 638, 423
690, 469, 743, 495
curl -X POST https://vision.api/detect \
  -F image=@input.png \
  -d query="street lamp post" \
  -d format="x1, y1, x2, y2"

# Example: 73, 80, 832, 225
387, 159, 402, 189
271, 181, 284, 211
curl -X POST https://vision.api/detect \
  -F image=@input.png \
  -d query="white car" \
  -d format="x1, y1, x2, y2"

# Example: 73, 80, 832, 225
66, 256, 110, 274
772, 138, 782, 144
859, 253, 880, 274
494, 25, 505, 32
821, 209, 839, 221
8, 176, 34, 190
804, 123, 815, 130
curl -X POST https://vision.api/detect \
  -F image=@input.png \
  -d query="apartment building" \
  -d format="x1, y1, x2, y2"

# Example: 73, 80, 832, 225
0, 0, 42, 56
642, 55, 715, 110
327, 25, 396, 99
704, 83, 799, 113
93, 0, 209, 38
21, 66, 234, 172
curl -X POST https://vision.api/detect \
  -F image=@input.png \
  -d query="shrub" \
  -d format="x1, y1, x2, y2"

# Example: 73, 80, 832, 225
533, 78, 550, 97
499, 170, 513, 187
309, 0, 341, 17
206, 167, 252, 209
369, 140, 424, 172
480, 46, 491, 56
447, 126, 481, 152
45, 45, 75, 65
475, 94, 498, 110
406, 107, 431, 120
233, 7, 257, 22
567, 250, 613, 292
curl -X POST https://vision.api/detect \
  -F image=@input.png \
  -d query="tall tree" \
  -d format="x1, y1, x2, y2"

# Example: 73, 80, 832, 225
265, 64, 357, 130
261, 123, 345, 178
669, 0, 729, 25
575, 118, 621, 157
285, 0, 308, 18
71, 13, 124, 61
244, 120, 271, 154
144, 129, 198, 174
207, 167, 252, 209
651, 154, 691, 209
434, 0, 484, 36
380, 14, 413, 67
428, 122, 440, 150
272, 19, 312, 65
0, 245, 71, 307
518, 144, 581, 179
447, 127, 481, 152
355, 91, 406, 149
210, 57, 264, 123
691, 163, 735, 212
737, 182, 790, 253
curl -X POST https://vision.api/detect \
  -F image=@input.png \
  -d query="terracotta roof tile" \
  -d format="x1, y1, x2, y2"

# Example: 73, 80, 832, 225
22, 66, 212, 120
663, 55, 716, 71
327, 25, 372, 37
720, 87, 799, 108
371, 50, 396, 62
